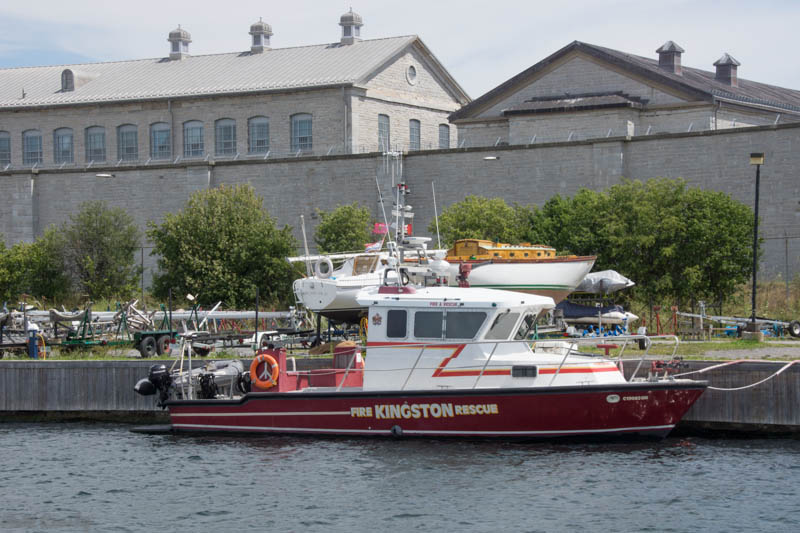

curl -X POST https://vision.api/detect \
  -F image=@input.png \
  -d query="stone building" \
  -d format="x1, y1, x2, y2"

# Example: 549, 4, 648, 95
0, 11, 468, 173
1, 27, 799, 282
450, 40, 800, 147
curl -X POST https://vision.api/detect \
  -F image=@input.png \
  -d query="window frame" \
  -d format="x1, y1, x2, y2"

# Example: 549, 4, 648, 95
439, 124, 450, 149
84, 126, 106, 162
215, 118, 237, 156
117, 124, 138, 162
53, 127, 74, 164
444, 311, 487, 340
409, 119, 420, 151
247, 116, 269, 154
378, 114, 390, 152
150, 122, 171, 160
291, 113, 313, 152
414, 310, 444, 339
0, 131, 10, 166
386, 310, 408, 339
183, 120, 204, 158
23, 130, 43, 166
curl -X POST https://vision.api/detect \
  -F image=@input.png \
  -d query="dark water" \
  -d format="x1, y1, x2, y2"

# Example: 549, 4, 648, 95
1, 424, 798, 532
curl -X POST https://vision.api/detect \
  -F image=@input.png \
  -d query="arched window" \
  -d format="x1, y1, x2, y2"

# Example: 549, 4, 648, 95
61, 69, 74, 92
378, 114, 390, 151
438, 124, 450, 149
53, 128, 74, 164
117, 124, 138, 161
0, 131, 11, 166
183, 120, 204, 158
23, 130, 43, 166
85, 126, 106, 162
150, 122, 171, 160
291, 113, 312, 152
215, 118, 236, 156
248, 116, 269, 154
409, 119, 420, 151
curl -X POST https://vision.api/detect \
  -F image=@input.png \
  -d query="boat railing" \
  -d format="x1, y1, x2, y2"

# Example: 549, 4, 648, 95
360, 334, 681, 389
536, 334, 681, 384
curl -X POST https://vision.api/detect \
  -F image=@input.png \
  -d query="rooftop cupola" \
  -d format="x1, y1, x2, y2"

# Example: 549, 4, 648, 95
713, 53, 741, 87
249, 18, 273, 53
339, 8, 363, 45
168, 25, 191, 60
655, 40, 685, 75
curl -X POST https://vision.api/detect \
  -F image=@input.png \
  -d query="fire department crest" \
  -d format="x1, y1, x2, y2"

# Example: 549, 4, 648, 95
371, 313, 382, 326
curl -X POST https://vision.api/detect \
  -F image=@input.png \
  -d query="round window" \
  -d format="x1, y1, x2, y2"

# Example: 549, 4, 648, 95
406, 65, 417, 85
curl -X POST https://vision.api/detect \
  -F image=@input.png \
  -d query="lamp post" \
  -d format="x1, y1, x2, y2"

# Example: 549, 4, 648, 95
749, 152, 764, 328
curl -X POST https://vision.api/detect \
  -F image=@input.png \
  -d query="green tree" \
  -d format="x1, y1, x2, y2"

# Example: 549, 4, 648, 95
523, 179, 755, 306
0, 228, 70, 303
314, 203, 374, 254
148, 184, 298, 308
61, 201, 142, 301
429, 195, 527, 247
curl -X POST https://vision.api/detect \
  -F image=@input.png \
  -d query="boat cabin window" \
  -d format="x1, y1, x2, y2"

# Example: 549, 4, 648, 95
514, 313, 538, 340
485, 311, 520, 340
386, 310, 407, 338
412, 310, 487, 340
445, 311, 486, 339
414, 311, 443, 338
353, 255, 379, 275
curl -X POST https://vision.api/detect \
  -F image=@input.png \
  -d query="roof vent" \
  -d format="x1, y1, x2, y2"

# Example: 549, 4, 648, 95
250, 18, 273, 53
168, 25, 191, 60
339, 8, 363, 45
655, 41, 684, 75
713, 53, 741, 87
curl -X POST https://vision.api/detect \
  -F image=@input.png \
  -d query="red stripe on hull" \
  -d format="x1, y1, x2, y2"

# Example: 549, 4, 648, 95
167, 384, 705, 439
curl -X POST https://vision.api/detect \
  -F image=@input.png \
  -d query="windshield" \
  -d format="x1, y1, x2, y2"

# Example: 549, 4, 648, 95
514, 313, 538, 340
485, 311, 520, 340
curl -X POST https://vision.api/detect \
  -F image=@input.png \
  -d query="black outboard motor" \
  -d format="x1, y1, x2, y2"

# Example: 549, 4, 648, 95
134, 364, 173, 407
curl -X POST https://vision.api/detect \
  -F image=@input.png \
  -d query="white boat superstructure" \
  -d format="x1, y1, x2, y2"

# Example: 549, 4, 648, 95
356, 285, 629, 391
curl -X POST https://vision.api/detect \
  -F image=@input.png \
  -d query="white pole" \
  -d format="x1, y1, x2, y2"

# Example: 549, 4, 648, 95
300, 215, 312, 276
432, 182, 442, 249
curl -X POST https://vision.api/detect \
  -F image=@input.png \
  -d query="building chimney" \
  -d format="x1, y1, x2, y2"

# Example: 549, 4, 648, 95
249, 18, 273, 53
655, 41, 684, 75
339, 8, 363, 45
713, 53, 741, 87
167, 26, 191, 60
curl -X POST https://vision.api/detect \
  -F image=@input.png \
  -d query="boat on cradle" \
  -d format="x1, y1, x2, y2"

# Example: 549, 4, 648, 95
134, 281, 706, 439
289, 181, 448, 324
289, 238, 448, 324
556, 270, 639, 327
445, 239, 596, 304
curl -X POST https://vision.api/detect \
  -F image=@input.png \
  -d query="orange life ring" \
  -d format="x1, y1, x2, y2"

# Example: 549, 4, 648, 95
250, 353, 280, 390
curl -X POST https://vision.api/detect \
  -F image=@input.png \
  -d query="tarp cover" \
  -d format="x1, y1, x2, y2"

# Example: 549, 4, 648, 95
574, 270, 635, 294
556, 300, 624, 319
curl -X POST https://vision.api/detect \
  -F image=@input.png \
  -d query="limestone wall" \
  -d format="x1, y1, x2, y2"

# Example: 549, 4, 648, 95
1, 122, 798, 284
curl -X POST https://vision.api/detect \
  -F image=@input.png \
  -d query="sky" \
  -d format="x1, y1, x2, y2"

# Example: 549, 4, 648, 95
1, 0, 798, 99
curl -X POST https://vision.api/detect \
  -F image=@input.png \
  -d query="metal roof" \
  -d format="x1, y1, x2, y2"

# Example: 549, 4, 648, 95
451, 40, 800, 121
0, 36, 418, 109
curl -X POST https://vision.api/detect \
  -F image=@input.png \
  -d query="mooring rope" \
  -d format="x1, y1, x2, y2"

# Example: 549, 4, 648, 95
673, 359, 799, 391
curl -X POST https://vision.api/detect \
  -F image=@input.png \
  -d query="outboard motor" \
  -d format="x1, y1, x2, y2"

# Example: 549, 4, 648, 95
134, 364, 173, 407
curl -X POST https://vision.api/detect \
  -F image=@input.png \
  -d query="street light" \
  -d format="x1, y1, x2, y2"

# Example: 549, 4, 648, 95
749, 152, 765, 328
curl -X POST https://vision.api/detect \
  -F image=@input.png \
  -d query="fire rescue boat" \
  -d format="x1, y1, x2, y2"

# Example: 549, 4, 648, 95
135, 280, 706, 439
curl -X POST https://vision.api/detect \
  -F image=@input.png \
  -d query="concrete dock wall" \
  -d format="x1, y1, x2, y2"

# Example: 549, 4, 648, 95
1, 359, 798, 433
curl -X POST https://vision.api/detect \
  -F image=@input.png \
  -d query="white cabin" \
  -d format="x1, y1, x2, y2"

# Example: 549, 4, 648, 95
356, 285, 628, 391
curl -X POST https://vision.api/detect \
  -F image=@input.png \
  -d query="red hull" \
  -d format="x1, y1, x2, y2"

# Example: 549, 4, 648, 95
167, 382, 706, 439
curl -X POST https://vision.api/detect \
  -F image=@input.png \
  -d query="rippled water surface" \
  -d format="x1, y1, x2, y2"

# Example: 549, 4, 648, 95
1, 423, 798, 532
